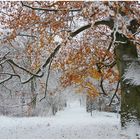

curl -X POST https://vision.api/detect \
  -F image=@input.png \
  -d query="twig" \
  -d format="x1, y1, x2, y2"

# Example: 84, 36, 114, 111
17, 34, 37, 38
1, 83, 12, 96
0, 52, 10, 59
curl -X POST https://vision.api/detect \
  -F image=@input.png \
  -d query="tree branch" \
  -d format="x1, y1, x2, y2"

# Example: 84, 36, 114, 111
109, 80, 120, 106
0, 17, 115, 85
21, 2, 81, 12
21, 43, 61, 84
100, 77, 108, 96
100, 60, 116, 69
0, 75, 12, 84
102, 37, 114, 62
1, 83, 12, 96
94, 17, 114, 30
7, 59, 43, 78
70, 24, 92, 37
0, 72, 21, 84
0, 52, 10, 65
17, 33, 37, 38
40, 58, 53, 101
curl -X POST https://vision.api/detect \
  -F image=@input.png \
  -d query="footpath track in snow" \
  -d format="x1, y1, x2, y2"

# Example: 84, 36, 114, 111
0, 101, 124, 139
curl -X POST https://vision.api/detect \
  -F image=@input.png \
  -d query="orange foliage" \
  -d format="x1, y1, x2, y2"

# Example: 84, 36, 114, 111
0, 1, 139, 98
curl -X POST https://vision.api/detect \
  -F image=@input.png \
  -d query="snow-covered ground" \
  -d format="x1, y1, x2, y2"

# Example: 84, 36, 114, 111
0, 101, 139, 139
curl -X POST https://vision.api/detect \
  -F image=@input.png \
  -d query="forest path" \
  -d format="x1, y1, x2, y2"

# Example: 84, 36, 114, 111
0, 101, 122, 138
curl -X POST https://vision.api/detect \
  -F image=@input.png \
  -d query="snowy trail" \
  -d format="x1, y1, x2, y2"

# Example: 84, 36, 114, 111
0, 101, 121, 139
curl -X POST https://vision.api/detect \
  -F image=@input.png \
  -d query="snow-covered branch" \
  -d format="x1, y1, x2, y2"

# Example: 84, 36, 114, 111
0, 17, 115, 85
21, 2, 81, 12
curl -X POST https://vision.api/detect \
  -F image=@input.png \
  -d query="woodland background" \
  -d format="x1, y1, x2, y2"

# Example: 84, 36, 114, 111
0, 1, 139, 129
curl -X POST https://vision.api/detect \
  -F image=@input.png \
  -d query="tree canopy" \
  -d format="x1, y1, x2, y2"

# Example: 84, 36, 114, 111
0, 1, 139, 100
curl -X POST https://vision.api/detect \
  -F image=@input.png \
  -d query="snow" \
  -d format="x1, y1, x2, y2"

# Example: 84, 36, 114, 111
0, 101, 139, 139
123, 61, 140, 86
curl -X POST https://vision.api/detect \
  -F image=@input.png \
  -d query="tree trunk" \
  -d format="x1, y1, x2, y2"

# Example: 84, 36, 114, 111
115, 33, 140, 127
27, 53, 37, 116
30, 78, 37, 116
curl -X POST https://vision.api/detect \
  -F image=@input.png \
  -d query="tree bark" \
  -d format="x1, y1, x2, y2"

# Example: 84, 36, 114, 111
114, 32, 140, 127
